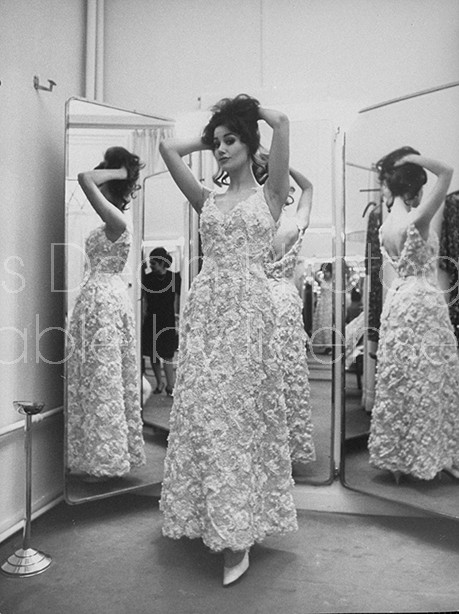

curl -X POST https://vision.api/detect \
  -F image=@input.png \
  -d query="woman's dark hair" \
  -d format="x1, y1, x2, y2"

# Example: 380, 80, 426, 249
201, 94, 267, 186
376, 146, 427, 208
95, 146, 145, 210
322, 262, 333, 275
150, 247, 172, 268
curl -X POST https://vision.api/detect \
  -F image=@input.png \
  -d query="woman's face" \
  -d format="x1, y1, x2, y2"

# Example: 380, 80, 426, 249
212, 125, 250, 173
150, 258, 167, 275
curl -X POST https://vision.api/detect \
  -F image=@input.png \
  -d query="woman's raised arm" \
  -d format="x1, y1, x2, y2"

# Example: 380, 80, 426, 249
77, 168, 127, 241
258, 107, 290, 221
290, 167, 313, 230
396, 154, 453, 235
159, 136, 211, 214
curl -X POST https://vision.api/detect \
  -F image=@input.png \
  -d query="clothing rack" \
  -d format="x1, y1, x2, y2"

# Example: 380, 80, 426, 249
359, 80, 459, 113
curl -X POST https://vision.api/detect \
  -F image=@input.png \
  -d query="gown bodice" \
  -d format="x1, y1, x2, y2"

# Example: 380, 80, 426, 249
84, 225, 131, 278
380, 223, 439, 284
199, 187, 276, 274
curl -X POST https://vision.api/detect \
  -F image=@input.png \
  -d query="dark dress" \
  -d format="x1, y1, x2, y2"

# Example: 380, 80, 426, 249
142, 269, 181, 360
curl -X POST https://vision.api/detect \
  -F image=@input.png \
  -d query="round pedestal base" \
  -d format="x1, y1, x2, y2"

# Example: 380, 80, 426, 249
1, 547, 52, 577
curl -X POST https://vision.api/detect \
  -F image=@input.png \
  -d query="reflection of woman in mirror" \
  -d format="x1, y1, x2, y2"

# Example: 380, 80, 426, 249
159, 94, 297, 586
264, 168, 316, 478
368, 146, 459, 482
311, 262, 333, 354
66, 147, 146, 482
141, 247, 180, 396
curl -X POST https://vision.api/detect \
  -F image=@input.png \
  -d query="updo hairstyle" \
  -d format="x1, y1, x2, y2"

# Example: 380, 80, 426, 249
96, 146, 145, 210
376, 146, 427, 209
201, 94, 267, 186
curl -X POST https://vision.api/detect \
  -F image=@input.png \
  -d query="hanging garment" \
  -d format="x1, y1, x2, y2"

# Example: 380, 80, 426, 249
364, 202, 383, 342
439, 190, 459, 343
302, 281, 314, 337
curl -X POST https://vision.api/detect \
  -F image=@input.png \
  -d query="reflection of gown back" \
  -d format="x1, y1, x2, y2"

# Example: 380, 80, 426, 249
368, 224, 459, 479
265, 229, 315, 464
66, 226, 146, 477
160, 186, 298, 552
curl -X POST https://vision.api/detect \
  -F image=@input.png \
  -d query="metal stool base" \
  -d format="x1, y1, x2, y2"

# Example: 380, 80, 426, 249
1, 547, 52, 577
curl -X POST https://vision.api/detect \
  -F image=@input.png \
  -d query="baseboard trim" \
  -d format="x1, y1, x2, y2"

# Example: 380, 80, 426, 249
0, 494, 64, 545
293, 481, 431, 517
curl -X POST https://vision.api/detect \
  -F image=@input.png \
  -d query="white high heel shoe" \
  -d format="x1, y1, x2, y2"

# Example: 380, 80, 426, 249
223, 550, 249, 587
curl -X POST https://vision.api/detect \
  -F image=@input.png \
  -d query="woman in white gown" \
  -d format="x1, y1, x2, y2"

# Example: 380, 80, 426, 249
368, 146, 459, 482
159, 94, 297, 586
66, 147, 146, 481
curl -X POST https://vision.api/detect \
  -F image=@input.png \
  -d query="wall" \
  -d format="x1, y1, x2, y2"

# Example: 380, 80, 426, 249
0, 0, 86, 540
102, 0, 459, 118
102, 0, 459, 243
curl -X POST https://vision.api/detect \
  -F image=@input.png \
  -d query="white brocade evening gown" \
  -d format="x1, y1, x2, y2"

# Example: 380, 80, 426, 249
368, 224, 459, 479
160, 187, 298, 552
265, 229, 315, 464
66, 226, 146, 478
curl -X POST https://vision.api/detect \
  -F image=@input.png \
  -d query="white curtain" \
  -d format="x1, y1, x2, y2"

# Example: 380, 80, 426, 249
132, 126, 175, 182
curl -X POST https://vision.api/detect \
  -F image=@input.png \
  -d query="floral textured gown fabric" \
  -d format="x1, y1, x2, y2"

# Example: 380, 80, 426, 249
67, 226, 146, 477
265, 230, 316, 464
312, 278, 333, 349
368, 224, 459, 479
160, 187, 298, 552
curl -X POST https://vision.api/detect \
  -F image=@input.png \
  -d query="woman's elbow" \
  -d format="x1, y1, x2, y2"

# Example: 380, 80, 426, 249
275, 112, 289, 128
159, 140, 169, 155
77, 172, 88, 186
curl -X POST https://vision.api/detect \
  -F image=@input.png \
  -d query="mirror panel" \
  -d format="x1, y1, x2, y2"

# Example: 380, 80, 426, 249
140, 171, 188, 433
267, 117, 338, 484
342, 85, 459, 518
64, 98, 174, 503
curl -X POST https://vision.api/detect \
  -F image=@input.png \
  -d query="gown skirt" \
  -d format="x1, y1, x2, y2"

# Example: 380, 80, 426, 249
66, 226, 146, 478
266, 231, 315, 465
368, 224, 459, 480
160, 188, 298, 552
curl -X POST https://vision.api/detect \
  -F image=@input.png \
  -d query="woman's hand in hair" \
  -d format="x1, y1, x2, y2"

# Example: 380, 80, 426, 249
393, 153, 421, 167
